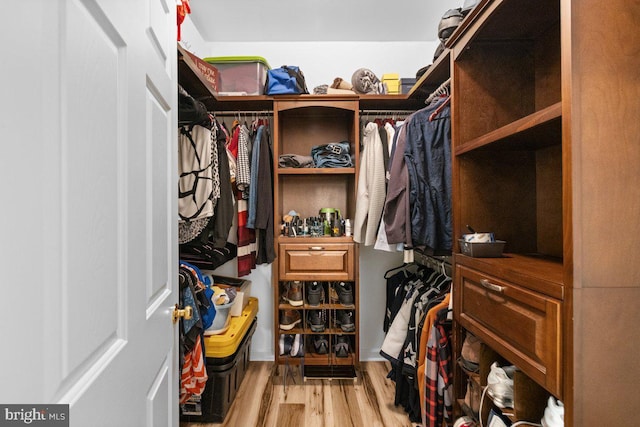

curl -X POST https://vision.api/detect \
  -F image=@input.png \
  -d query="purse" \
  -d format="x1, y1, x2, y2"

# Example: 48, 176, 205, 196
265, 65, 309, 95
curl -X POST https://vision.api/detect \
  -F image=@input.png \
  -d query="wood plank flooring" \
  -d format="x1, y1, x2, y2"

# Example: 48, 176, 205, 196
180, 361, 419, 427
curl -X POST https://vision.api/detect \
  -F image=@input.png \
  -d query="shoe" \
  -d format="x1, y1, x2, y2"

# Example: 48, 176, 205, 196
336, 282, 354, 307
306, 281, 324, 306
487, 362, 516, 409
280, 310, 301, 330
335, 335, 350, 358
307, 310, 325, 332
336, 310, 355, 332
284, 281, 303, 306
279, 334, 294, 356
313, 335, 328, 355
290, 334, 304, 357
541, 396, 564, 427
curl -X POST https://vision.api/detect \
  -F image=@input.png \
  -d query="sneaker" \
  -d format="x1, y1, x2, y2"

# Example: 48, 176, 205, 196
487, 362, 516, 409
284, 281, 303, 306
336, 310, 355, 332
306, 281, 324, 306
313, 335, 329, 355
307, 310, 325, 332
290, 334, 304, 357
279, 334, 294, 356
335, 335, 350, 358
336, 282, 354, 307
280, 310, 301, 330
541, 396, 564, 427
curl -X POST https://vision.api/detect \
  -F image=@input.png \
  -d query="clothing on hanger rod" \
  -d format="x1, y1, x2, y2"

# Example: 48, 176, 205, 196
213, 110, 273, 116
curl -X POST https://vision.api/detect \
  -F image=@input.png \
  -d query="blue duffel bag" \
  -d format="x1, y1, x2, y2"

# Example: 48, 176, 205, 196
265, 65, 309, 95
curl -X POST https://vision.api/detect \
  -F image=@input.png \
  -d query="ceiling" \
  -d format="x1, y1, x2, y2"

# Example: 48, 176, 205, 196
188, 0, 463, 42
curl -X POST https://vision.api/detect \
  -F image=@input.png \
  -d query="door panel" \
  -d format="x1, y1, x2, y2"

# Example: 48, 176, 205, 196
0, 1, 178, 426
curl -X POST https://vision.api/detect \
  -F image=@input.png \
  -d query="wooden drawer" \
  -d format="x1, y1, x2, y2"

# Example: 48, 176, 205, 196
278, 242, 355, 281
456, 265, 562, 396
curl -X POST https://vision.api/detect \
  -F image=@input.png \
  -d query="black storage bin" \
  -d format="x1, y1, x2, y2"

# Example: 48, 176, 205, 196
180, 317, 257, 423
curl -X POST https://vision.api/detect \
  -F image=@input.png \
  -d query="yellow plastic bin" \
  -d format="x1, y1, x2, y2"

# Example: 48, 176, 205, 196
180, 297, 259, 423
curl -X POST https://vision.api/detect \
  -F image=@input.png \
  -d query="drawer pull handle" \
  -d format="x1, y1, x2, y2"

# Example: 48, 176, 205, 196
480, 279, 504, 293
309, 246, 325, 251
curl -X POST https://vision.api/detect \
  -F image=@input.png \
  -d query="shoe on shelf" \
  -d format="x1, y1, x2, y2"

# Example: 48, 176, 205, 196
329, 284, 339, 303
290, 334, 304, 357
280, 309, 301, 330
313, 335, 329, 355
336, 282, 354, 307
283, 281, 303, 306
541, 396, 564, 427
279, 334, 294, 356
306, 281, 324, 306
336, 310, 355, 332
307, 310, 325, 332
335, 335, 350, 358
486, 362, 516, 409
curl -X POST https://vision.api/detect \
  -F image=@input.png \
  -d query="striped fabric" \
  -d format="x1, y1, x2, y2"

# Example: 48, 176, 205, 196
180, 334, 208, 404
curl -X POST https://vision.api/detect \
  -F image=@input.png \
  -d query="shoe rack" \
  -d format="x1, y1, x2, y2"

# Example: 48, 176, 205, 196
272, 96, 360, 376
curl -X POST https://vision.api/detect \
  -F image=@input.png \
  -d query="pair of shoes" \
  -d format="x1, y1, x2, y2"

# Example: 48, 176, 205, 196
279, 334, 304, 357
313, 335, 329, 355
541, 396, 564, 427
283, 281, 303, 306
280, 310, 301, 330
330, 282, 354, 307
306, 281, 324, 306
487, 362, 516, 409
335, 335, 350, 358
335, 310, 355, 332
307, 310, 325, 332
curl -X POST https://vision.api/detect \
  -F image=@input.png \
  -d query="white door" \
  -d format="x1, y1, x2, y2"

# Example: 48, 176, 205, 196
0, 1, 178, 427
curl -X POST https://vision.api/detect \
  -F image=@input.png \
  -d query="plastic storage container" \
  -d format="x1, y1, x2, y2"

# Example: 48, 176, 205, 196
203, 296, 258, 358
180, 297, 258, 423
203, 56, 270, 96
180, 318, 257, 423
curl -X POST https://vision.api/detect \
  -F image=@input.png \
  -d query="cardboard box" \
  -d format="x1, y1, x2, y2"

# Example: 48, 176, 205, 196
382, 73, 400, 94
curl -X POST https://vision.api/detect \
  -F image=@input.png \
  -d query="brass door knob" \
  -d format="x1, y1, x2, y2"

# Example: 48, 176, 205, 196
172, 304, 193, 324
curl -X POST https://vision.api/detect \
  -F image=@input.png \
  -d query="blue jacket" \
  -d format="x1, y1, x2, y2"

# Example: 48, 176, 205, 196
404, 99, 452, 251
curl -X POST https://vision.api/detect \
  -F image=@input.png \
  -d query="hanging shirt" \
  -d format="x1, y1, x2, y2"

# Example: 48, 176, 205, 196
354, 122, 387, 246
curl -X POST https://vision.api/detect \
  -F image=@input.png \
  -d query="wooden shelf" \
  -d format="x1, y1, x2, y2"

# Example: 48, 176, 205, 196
455, 253, 564, 300
449, 0, 560, 60
277, 167, 355, 175
455, 102, 561, 155
407, 49, 451, 100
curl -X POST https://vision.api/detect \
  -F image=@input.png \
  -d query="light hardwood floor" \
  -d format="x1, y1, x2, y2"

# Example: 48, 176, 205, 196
180, 361, 419, 427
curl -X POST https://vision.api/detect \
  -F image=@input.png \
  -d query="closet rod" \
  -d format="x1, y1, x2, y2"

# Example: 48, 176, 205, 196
359, 110, 416, 114
211, 110, 273, 116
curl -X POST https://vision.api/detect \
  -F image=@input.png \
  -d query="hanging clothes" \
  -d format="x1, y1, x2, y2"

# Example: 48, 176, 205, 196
404, 98, 452, 251
252, 125, 276, 265
354, 121, 387, 246
383, 124, 413, 246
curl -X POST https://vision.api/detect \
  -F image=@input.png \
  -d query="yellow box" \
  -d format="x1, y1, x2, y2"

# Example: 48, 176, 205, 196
382, 73, 400, 94
203, 297, 259, 358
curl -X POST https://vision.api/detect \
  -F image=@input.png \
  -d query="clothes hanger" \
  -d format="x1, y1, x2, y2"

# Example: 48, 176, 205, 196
429, 95, 451, 122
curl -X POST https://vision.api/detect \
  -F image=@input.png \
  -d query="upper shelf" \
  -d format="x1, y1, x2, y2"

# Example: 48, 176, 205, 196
455, 102, 561, 155
178, 44, 438, 112
406, 49, 451, 101
447, 0, 560, 59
